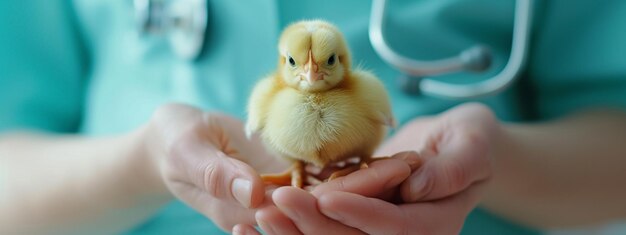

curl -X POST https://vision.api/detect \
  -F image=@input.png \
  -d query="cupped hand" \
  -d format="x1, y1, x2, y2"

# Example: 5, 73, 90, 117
377, 102, 497, 203
235, 103, 499, 235
145, 103, 288, 231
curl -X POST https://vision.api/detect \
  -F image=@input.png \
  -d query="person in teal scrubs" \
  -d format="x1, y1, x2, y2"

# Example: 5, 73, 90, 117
2, 0, 626, 234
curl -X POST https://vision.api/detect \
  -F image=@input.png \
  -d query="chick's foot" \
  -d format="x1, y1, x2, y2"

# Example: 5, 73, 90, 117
261, 160, 306, 188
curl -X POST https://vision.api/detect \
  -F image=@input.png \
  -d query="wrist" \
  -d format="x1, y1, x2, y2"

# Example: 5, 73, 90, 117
127, 125, 172, 198
481, 123, 527, 209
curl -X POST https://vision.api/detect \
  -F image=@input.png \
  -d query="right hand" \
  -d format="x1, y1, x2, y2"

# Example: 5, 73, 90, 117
145, 103, 288, 231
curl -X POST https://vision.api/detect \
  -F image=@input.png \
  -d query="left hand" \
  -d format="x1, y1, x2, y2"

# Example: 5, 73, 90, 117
146, 104, 289, 231
233, 103, 499, 235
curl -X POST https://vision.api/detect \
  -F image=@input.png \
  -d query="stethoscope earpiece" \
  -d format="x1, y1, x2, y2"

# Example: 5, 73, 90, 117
459, 45, 492, 72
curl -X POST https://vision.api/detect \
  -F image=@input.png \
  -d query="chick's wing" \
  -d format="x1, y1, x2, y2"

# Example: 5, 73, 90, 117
351, 70, 395, 127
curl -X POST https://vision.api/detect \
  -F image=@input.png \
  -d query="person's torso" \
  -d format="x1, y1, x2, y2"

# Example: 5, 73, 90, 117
71, 0, 626, 234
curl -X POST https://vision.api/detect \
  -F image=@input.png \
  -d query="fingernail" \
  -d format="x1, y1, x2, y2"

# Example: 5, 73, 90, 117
232, 178, 252, 208
404, 151, 422, 171
394, 151, 422, 170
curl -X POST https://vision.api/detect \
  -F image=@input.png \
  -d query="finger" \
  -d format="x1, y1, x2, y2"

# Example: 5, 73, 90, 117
169, 183, 256, 231
157, 111, 266, 208
317, 191, 407, 235
390, 151, 423, 171
311, 158, 411, 198
255, 206, 302, 235
273, 187, 364, 235
397, 181, 488, 235
374, 117, 436, 157
222, 153, 266, 208
232, 224, 262, 235
401, 127, 492, 202
187, 149, 265, 208
199, 184, 278, 231
318, 182, 485, 235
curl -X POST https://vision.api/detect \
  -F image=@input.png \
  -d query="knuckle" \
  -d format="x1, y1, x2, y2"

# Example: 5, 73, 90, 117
152, 108, 207, 160
152, 103, 189, 124
334, 177, 349, 191
203, 160, 226, 198
163, 130, 200, 165
459, 126, 489, 148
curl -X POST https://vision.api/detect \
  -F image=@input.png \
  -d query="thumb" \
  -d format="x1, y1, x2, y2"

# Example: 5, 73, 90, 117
202, 151, 265, 208
400, 130, 492, 202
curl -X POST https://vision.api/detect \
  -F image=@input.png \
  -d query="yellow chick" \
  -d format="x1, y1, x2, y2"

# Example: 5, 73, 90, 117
246, 20, 394, 188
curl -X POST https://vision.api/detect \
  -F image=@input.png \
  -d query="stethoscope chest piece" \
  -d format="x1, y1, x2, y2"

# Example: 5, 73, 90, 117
134, 0, 208, 60
397, 75, 423, 96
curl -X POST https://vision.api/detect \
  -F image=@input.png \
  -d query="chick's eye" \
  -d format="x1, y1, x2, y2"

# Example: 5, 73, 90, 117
288, 57, 296, 67
327, 54, 336, 66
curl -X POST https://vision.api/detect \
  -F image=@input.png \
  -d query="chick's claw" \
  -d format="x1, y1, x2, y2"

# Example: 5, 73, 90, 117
327, 164, 362, 181
260, 161, 345, 188
262, 157, 392, 189
362, 156, 391, 167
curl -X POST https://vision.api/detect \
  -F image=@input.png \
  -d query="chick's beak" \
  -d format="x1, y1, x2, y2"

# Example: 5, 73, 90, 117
304, 51, 321, 84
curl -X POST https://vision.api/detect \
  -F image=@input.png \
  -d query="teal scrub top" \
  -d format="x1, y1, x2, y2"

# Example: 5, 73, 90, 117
2, 0, 626, 234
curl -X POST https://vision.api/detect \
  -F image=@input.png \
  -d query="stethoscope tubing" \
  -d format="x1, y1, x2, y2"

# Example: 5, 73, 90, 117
369, 0, 534, 99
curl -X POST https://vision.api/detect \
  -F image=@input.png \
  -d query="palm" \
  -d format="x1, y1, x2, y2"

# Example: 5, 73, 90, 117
377, 103, 496, 201
205, 113, 288, 174
150, 105, 288, 231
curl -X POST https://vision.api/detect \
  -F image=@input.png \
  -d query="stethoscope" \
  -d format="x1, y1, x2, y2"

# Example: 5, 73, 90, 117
370, 0, 534, 99
134, 0, 534, 99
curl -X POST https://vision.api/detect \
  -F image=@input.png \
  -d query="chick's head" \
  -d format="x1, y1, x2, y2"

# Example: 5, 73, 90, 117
278, 20, 352, 92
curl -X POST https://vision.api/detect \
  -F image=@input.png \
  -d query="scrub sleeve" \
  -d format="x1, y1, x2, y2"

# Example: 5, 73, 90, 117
527, 0, 626, 119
